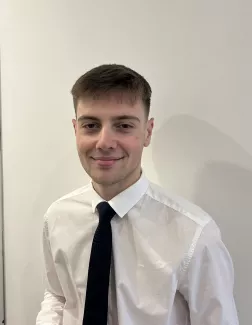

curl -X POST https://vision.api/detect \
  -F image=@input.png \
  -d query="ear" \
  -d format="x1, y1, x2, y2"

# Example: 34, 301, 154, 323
72, 119, 77, 135
144, 118, 154, 147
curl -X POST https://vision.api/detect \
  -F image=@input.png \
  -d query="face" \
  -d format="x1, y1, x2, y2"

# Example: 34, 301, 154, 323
72, 96, 154, 191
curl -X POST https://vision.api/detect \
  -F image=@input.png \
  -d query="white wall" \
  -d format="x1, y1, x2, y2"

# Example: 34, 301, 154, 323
0, 69, 4, 323
1, 0, 252, 324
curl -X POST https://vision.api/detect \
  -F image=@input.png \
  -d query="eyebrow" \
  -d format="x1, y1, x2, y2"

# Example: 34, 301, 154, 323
77, 115, 140, 123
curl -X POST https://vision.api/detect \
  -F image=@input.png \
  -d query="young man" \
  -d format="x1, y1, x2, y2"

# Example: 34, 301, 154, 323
36, 64, 239, 325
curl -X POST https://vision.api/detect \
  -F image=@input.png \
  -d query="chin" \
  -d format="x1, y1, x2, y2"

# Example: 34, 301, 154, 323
93, 177, 120, 186
91, 172, 124, 186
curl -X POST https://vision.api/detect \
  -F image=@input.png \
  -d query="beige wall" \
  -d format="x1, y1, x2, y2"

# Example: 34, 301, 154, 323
1, 0, 252, 324
0, 75, 4, 323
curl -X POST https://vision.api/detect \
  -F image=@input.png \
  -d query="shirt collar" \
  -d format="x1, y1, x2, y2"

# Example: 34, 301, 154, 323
91, 172, 149, 218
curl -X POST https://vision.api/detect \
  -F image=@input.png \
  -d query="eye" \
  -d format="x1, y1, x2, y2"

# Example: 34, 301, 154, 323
117, 123, 133, 129
83, 123, 100, 130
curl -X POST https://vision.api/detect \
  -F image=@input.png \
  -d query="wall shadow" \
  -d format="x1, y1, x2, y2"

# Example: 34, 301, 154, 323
151, 114, 252, 324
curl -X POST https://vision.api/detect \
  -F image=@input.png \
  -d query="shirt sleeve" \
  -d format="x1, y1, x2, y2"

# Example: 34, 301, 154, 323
178, 220, 239, 325
36, 215, 66, 325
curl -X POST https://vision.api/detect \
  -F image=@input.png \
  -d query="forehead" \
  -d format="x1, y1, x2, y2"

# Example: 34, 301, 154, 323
76, 96, 146, 119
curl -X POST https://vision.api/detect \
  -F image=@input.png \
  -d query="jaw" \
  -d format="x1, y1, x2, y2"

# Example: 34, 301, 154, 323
91, 163, 142, 200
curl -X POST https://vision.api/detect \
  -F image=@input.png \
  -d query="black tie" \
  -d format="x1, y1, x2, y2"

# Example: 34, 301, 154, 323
83, 201, 116, 325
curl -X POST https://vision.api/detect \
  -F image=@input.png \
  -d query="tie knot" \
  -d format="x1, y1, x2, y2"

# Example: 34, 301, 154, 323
96, 202, 115, 223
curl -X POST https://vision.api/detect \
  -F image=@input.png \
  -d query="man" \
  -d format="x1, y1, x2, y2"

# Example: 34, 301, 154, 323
36, 64, 239, 325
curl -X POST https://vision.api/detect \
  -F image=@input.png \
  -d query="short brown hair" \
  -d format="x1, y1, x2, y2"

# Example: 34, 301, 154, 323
71, 64, 152, 117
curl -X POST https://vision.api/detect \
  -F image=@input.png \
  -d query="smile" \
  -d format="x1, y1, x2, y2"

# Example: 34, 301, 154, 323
91, 157, 124, 167
92, 157, 122, 161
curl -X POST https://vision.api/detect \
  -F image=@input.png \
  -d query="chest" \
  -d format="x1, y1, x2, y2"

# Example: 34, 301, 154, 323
51, 213, 188, 292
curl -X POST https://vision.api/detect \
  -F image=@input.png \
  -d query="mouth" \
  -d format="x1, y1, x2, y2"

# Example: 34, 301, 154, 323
91, 157, 124, 167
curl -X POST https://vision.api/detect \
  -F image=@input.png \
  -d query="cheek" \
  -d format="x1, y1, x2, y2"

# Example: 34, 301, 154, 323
133, 134, 146, 146
123, 136, 144, 154
76, 137, 90, 153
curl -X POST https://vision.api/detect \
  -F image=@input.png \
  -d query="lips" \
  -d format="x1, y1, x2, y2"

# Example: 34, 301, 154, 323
92, 157, 122, 161
91, 157, 123, 167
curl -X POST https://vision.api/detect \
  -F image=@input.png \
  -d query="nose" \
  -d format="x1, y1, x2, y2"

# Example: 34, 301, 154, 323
95, 126, 117, 150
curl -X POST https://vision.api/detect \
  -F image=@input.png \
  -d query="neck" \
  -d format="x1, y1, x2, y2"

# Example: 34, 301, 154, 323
92, 168, 142, 201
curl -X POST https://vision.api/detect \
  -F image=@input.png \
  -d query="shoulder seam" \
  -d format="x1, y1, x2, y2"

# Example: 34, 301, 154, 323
146, 188, 211, 227
178, 225, 204, 288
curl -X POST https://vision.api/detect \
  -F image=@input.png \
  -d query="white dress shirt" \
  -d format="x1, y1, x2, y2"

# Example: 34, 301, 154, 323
36, 173, 239, 325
